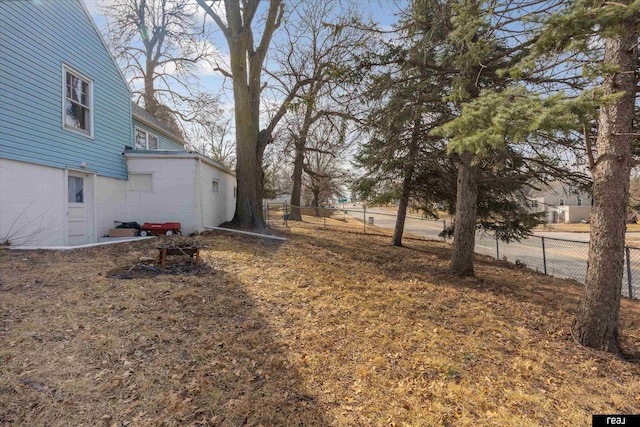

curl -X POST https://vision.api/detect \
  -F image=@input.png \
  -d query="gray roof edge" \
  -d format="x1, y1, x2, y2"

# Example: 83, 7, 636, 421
131, 103, 188, 147
124, 150, 235, 176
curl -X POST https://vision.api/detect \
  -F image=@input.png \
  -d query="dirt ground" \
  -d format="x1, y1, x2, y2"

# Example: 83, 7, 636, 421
1, 228, 639, 426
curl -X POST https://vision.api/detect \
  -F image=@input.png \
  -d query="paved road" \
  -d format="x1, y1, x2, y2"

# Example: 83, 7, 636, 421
343, 205, 638, 299
348, 206, 446, 239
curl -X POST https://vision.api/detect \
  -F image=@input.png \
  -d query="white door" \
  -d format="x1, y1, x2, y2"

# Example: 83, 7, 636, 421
67, 172, 93, 245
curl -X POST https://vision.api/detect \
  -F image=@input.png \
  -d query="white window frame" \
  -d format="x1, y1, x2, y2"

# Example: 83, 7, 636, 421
68, 175, 84, 204
134, 127, 159, 150
62, 65, 94, 138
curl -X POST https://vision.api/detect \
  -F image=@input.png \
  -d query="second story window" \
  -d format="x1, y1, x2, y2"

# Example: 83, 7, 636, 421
577, 197, 583, 206
135, 128, 159, 150
63, 66, 93, 136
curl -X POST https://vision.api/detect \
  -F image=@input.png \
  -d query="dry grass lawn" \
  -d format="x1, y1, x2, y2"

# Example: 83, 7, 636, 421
1, 227, 639, 426
535, 223, 640, 233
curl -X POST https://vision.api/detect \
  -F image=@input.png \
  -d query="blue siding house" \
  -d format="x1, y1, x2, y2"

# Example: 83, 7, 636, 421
1, 0, 132, 180
0, 0, 236, 246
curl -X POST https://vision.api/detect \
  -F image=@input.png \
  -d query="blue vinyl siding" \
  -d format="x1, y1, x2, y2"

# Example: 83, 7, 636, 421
132, 119, 186, 151
0, 0, 132, 180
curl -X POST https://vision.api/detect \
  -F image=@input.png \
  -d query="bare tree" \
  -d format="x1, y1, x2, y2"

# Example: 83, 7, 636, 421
188, 109, 236, 168
299, 118, 353, 209
103, 0, 218, 136
197, 0, 311, 228
303, 152, 351, 209
263, 139, 294, 201
265, 0, 368, 220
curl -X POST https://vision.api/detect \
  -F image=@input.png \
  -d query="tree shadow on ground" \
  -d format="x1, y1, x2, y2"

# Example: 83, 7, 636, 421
0, 242, 328, 426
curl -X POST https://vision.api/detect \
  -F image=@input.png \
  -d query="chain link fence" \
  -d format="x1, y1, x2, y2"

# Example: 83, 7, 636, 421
264, 202, 638, 299
264, 202, 447, 237
480, 234, 638, 299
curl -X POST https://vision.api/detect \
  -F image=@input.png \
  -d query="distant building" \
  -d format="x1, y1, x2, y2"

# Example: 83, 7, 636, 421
527, 181, 592, 223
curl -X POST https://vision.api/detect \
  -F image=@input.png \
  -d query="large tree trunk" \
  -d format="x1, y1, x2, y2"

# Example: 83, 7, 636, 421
143, 61, 159, 114
450, 152, 478, 276
229, 45, 264, 229
573, 20, 637, 352
195, 0, 283, 230
233, 143, 264, 229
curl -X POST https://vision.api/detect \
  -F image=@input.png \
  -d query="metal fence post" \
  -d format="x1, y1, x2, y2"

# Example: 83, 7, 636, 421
285, 201, 288, 227
266, 202, 269, 226
496, 235, 499, 259
626, 247, 633, 299
363, 205, 367, 234
541, 236, 547, 275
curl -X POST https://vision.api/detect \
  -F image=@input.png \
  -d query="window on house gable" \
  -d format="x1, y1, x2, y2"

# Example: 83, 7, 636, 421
148, 133, 158, 149
577, 197, 582, 206
64, 67, 93, 136
135, 129, 146, 150
212, 180, 220, 193
559, 198, 565, 206
135, 127, 159, 150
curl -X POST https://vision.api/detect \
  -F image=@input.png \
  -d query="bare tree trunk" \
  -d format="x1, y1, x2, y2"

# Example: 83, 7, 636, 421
573, 20, 637, 352
450, 152, 478, 276
289, 145, 305, 221
143, 65, 158, 114
312, 188, 320, 216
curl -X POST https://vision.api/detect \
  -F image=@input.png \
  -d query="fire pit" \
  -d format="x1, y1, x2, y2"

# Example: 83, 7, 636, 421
157, 244, 200, 270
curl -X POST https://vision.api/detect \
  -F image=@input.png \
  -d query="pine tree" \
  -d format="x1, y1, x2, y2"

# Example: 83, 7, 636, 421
435, 0, 639, 351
